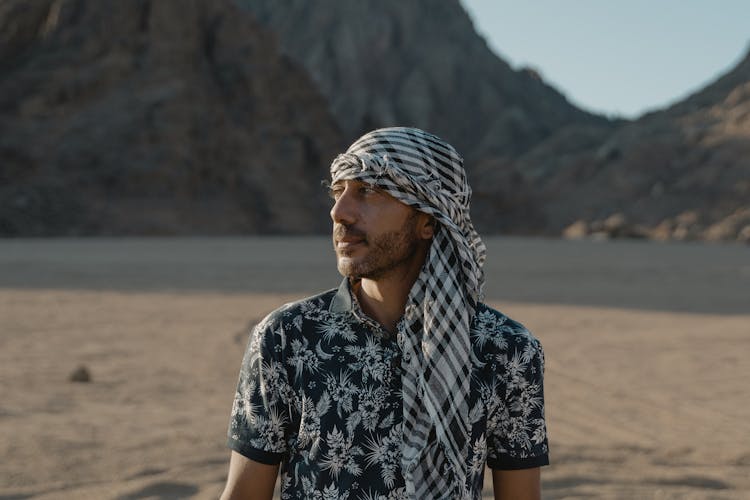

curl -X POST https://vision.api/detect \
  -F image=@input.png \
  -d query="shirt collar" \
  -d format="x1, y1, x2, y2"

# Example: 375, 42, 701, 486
329, 277, 354, 313
329, 278, 400, 339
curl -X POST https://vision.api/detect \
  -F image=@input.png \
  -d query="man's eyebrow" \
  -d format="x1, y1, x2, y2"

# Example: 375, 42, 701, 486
320, 180, 381, 193
322, 180, 352, 189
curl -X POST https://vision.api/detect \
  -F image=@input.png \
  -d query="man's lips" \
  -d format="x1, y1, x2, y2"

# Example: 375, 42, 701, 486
336, 237, 365, 248
334, 226, 366, 249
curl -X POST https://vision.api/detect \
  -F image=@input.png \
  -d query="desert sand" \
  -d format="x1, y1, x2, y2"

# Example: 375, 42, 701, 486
1, 237, 748, 499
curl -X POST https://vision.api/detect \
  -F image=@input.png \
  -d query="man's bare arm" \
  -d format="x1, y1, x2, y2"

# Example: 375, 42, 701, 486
220, 451, 279, 500
492, 467, 541, 500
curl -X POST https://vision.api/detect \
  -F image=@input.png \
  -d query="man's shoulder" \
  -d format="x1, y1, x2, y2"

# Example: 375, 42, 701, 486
472, 302, 542, 350
473, 302, 530, 333
252, 287, 340, 333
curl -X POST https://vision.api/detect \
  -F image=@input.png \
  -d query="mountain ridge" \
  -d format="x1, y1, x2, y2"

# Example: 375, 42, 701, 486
0, 0, 746, 241
0, 0, 343, 236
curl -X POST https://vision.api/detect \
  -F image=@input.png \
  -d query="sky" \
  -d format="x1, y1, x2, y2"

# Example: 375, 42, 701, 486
461, 0, 750, 119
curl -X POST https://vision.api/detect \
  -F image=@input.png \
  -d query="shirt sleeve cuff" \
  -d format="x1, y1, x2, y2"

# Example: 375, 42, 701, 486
227, 437, 285, 465
487, 453, 549, 470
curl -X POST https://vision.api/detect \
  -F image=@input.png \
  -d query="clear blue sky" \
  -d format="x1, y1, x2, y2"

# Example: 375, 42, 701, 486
461, 0, 750, 118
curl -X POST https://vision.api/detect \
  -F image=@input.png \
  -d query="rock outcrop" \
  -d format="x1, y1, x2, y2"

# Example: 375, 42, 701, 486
509, 47, 750, 242
0, 0, 343, 236
237, 0, 610, 163
1, 0, 746, 242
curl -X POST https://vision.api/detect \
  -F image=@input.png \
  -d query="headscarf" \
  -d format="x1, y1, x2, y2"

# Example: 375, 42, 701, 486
330, 127, 486, 499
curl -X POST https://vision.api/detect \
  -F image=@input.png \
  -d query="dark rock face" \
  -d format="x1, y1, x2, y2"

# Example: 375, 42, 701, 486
238, 0, 748, 241
0, 0, 343, 236
1, 0, 745, 242
519, 49, 750, 242
238, 0, 609, 164
236, 0, 616, 236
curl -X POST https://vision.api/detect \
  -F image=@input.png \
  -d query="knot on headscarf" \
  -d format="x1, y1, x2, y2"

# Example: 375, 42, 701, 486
330, 127, 487, 499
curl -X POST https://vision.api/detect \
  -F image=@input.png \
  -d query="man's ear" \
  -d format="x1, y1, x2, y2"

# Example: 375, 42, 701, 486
418, 214, 436, 240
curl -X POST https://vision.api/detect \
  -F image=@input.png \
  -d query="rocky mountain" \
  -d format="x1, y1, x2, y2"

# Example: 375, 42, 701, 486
237, 0, 610, 163
236, 0, 749, 242
510, 47, 750, 242
0, 0, 343, 236
1, 0, 746, 242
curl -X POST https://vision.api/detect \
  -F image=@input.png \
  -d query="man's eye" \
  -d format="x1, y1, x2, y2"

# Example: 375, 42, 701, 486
328, 184, 377, 200
329, 188, 343, 200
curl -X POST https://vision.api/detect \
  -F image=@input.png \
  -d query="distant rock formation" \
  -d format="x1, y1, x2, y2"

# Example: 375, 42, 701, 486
1, 0, 746, 242
0, 0, 343, 236
520, 48, 750, 242
236, 0, 616, 236
237, 0, 609, 163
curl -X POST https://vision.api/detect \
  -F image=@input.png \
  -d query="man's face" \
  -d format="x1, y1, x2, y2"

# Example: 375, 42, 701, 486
330, 179, 426, 280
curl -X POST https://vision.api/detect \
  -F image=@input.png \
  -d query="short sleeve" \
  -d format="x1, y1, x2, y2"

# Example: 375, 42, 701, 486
227, 313, 293, 465
486, 334, 549, 470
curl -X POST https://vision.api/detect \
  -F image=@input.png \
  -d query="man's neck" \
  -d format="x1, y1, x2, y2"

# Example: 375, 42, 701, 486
354, 249, 428, 333
355, 278, 409, 333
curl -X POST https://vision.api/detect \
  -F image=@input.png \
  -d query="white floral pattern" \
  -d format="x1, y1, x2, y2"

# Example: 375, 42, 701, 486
228, 280, 548, 499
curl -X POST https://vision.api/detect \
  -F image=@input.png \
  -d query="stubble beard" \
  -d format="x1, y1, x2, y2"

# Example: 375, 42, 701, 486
335, 213, 420, 280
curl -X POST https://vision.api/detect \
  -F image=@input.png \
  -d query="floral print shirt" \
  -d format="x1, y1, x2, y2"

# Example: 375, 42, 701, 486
227, 279, 548, 499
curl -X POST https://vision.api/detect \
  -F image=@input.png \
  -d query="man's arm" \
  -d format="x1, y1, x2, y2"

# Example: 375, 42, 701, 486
492, 467, 541, 500
220, 451, 279, 500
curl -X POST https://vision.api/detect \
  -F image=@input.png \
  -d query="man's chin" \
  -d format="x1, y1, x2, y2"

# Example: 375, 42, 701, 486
336, 257, 355, 277
336, 257, 367, 279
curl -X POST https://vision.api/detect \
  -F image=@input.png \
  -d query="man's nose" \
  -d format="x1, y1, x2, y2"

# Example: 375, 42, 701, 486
330, 188, 357, 225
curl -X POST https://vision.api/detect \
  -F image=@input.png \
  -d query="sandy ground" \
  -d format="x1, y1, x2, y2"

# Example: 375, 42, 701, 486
1, 237, 748, 499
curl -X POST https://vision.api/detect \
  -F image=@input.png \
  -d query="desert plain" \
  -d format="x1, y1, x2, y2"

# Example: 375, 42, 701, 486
1, 236, 748, 499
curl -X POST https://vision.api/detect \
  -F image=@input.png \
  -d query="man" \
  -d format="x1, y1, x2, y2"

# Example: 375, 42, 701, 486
221, 127, 548, 500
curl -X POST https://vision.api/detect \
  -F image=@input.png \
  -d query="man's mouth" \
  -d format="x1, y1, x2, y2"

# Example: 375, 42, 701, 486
334, 226, 366, 250
336, 236, 365, 249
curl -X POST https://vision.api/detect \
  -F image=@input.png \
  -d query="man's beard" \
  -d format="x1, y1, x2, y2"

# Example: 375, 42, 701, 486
334, 212, 420, 280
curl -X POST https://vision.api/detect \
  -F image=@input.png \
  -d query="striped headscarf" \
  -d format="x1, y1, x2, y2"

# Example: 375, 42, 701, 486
330, 127, 486, 499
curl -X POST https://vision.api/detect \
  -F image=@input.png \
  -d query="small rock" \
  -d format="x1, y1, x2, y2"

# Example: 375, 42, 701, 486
603, 213, 628, 234
651, 219, 674, 241
598, 213, 647, 239
69, 365, 91, 383
675, 210, 700, 226
562, 220, 589, 239
704, 208, 750, 242
672, 210, 703, 241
